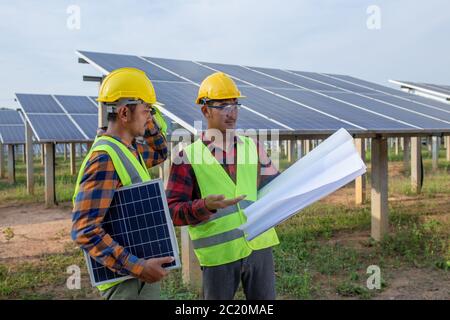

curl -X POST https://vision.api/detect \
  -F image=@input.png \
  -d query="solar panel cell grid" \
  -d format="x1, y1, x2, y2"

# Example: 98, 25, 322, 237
78, 50, 450, 134
85, 179, 180, 286
16, 93, 64, 113
241, 86, 359, 131
71, 114, 98, 139
289, 71, 377, 94
144, 57, 216, 84
0, 110, 23, 125
324, 92, 449, 130
55, 95, 97, 114
201, 62, 296, 89
27, 114, 86, 142
0, 126, 25, 144
79, 51, 182, 82
249, 67, 346, 92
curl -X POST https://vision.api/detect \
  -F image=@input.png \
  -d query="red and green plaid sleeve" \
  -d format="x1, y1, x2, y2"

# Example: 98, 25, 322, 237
136, 121, 168, 168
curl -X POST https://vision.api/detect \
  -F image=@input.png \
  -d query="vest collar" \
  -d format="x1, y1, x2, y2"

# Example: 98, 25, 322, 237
99, 133, 138, 152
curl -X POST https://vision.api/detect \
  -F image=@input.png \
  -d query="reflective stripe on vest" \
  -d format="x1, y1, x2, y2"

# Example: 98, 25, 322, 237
72, 136, 151, 291
184, 136, 279, 267
92, 139, 144, 184
192, 228, 245, 249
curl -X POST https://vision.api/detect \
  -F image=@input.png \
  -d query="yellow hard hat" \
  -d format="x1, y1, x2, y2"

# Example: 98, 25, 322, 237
196, 72, 245, 104
97, 67, 160, 105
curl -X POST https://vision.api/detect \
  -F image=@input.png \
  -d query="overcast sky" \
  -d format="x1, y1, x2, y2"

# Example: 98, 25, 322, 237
0, 0, 449, 108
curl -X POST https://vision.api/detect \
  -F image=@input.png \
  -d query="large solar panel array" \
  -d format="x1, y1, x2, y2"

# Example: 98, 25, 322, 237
85, 179, 180, 287
390, 80, 450, 101
15, 94, 98, 142
77, 50, 450, 136
0, 109, 25, 144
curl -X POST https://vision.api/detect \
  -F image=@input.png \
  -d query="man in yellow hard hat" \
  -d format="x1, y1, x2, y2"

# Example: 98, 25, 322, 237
166, 72, 280, 299
72, 67, 173, 300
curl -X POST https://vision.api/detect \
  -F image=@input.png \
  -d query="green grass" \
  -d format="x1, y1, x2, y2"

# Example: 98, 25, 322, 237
0, 199, 447, 300
0, 242, 199, 300
0, 156, 82, 204
0, 155, 162, 204
0, 243, 96, 299
272, 201, 449, 299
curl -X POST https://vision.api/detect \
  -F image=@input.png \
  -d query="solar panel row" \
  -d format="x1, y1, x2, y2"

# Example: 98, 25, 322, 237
15, 93, 176, 142
15, 93, 98, 142
14, 51, 450, 144
77, 50, 450, 135
0, 109, 25, 144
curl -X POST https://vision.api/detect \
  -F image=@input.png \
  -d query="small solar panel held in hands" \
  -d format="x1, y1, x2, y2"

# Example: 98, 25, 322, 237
84, 179, 181, 287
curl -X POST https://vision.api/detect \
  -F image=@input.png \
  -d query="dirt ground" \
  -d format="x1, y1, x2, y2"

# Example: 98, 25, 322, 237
375, 267, 448, 300
0, 192, 448, 300
0, 202, 73, 261
318, 229, 449, 300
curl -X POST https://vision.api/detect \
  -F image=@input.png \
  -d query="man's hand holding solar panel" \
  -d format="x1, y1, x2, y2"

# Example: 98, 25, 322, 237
136, 248, 175, 283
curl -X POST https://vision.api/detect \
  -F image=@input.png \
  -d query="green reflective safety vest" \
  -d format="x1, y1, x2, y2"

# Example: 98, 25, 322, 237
184, 135, 279, 267
72, 135, 151, 291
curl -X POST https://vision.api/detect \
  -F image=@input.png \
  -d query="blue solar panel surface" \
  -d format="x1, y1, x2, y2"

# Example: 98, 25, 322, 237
0, 109, 25, 144
324, 75, 450, 111
360, 94, 450, 121
0, 125, 25, 144
153, 82, 203, 125
144, 57, 220, 84
71, 115, 98, 139
15, 94, 100, 142
249, 67, 345, 92
154, 82, 284, 131
201, 62, 298, 89
272, 89, 413, 131
288, 71, 377, 94
77, 50, 450, 134
27, 114, 85, 142
240, 86, 359, 131
55, 95, 97, 114
327, 74, 420, 96
85, 179, 180, 286
0, 109, 23, 125
80, 51, 181, 82
16, 93, 64, 113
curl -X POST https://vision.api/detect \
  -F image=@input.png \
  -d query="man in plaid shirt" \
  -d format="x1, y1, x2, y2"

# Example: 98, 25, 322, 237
166, 72, 280, 299
72, 68, 173, 299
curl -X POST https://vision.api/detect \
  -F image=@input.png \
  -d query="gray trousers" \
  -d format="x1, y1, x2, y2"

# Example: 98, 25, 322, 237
201, 247, 276, 300
99, 278, 161, 300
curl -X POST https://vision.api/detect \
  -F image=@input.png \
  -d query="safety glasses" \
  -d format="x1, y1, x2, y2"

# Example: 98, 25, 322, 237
207, 103, 241, 114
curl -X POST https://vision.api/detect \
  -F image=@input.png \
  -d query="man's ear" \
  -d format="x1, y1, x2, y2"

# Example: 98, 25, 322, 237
117, 105, 129, 122
201, 105, 211, 119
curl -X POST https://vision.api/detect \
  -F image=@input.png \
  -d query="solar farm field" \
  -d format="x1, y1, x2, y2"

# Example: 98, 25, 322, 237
1, 149, 448, 299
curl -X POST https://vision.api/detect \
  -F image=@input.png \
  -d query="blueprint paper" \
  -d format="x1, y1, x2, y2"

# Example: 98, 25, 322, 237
240, 128, 367, 241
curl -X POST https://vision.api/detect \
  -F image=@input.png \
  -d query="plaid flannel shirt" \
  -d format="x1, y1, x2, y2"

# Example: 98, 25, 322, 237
71, 124, 168, 278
